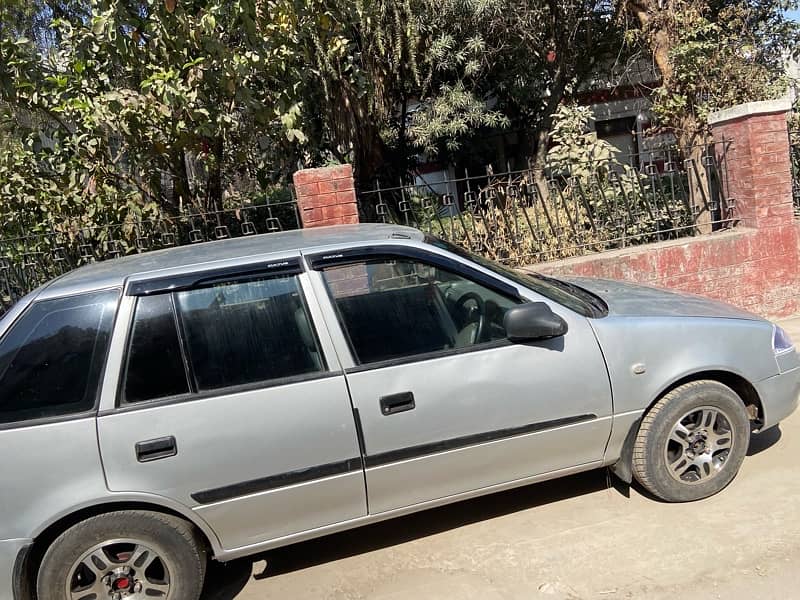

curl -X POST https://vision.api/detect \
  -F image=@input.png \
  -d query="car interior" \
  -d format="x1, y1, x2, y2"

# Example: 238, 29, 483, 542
330, 259, 517, 364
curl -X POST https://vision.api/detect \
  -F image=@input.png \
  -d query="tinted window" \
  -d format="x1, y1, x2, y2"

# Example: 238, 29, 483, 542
322, 259, 521, 365
175, 275, 324, 391
123, 295, 190, 403
0, 290, 118, 424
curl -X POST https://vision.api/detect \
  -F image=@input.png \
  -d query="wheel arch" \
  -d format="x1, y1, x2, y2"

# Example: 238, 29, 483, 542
652, 370, 763, 425
610, 369, 762, 484
20, 498, 221, 599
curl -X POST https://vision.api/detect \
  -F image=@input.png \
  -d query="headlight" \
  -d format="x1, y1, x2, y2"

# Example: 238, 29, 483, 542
773, 324, 795, 354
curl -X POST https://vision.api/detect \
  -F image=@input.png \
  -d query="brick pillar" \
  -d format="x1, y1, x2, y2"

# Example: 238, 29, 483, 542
708, 98, 799, 315
292, 164, 359, 228
709, 99, 794, 229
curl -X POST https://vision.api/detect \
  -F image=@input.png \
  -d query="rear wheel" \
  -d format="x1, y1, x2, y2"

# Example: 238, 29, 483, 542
36, 510, 206, 600
632, 380, 750, 502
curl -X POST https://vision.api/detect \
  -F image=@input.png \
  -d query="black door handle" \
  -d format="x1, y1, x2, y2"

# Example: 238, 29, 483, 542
135, 436, 177, 462
380, 392, 415, 415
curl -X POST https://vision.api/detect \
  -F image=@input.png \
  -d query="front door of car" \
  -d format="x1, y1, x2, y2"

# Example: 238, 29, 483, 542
307, 248, 613, 514
97, 261, 366, 551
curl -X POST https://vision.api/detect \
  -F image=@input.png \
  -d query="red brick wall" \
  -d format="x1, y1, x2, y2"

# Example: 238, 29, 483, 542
714, 110, 794, 229
530, 226, 800, 317
531, 103, 799, 319
293, 164, 359, 227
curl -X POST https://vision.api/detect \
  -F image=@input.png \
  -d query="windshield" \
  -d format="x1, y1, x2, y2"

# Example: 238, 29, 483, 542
424, 236, 607, 317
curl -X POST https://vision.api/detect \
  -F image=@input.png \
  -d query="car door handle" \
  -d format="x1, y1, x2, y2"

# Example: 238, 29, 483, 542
135, 436, 177, 463
380, 392, 415, 415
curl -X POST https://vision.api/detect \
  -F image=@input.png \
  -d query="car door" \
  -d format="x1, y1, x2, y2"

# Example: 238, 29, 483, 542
306, 245, 613, 514
97, 258, 366, 551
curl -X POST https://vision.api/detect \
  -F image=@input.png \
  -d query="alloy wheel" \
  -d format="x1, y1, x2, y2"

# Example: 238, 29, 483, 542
664, 406, 735, 484
66, 538, 172, 600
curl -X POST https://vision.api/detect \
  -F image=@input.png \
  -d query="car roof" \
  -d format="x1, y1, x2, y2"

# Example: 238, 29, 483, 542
39, 223, 424, 299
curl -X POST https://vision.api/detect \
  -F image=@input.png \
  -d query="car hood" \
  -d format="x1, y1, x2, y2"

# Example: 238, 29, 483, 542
564, 277, 762, 321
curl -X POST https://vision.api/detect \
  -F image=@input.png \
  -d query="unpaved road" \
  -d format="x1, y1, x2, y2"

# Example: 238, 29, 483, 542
200, 318, 800, 600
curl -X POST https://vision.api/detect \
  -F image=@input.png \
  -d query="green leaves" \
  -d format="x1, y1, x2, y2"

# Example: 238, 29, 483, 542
626, 0, 799, 144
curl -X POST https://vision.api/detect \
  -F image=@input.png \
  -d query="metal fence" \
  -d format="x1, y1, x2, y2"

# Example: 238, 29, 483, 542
359, 138, 735, 266
0, 197, 301, 315
791, 130, 800, 215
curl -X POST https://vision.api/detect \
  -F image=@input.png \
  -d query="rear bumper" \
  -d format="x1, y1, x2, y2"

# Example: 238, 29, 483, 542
0, 538, 31, 600
756, 366, 800, 431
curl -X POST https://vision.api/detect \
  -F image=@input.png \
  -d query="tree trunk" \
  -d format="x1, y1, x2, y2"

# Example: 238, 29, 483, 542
624, 0, 674, 86
686, 133, 713, 234
169, 148, 192, 216
208, 137, 224, 211
622, 0, 712, 233
531, 68, 568, 207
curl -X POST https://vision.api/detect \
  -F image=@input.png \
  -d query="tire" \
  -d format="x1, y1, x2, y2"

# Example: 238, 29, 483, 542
36, 510, 206, 600
632, 380, 750, 502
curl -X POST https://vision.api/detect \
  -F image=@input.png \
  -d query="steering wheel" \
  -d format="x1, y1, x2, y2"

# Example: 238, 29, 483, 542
454, 292, 486, 344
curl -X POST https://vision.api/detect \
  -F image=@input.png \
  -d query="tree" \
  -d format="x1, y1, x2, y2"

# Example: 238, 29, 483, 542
618, 0, 800, 229
621, 0, 799, 145
3, 0, 797, 246
280, 0, 627, 187
1, 0, 315, 214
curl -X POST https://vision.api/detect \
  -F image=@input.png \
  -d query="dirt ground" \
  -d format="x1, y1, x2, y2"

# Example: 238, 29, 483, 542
199, 317, 800, 600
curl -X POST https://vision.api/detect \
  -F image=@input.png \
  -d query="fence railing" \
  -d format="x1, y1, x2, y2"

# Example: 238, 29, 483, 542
358, 139, 735, 266
0, 197, 301, 316
791, 130, 800, 215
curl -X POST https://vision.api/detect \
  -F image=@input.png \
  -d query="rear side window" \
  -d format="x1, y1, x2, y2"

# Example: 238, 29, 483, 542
0, 290, 118, 425
122, 294, 190, 403
174, 275, 324, 392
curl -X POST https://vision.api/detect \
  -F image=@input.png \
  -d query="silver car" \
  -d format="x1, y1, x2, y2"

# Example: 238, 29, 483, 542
1, 224, 798, 600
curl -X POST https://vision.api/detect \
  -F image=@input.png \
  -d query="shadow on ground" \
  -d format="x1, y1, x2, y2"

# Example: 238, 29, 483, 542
748, 424, 782, 456
200, 469, 611, 599
199, 425, 784, 599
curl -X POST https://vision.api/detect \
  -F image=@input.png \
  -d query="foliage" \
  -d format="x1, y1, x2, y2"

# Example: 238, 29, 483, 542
622, 0, 800, 145
406, 0, 625, 170
1, 0, 796, 274
371, 104, 703, 266
0, 0, 318, 257
547, 104, 614, 173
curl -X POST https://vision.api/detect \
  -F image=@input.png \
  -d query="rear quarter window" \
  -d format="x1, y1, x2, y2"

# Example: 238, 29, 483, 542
0, 290, 119, 425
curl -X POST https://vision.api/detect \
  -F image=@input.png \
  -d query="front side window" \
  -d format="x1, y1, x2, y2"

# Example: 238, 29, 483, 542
322, 258, 522, 365
0, 290, 118, 424
175, 275, 324, 392
424, 235, 607, 317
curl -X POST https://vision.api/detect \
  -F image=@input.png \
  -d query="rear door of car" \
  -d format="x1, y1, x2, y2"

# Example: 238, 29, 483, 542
305, 244, 613, 514
97, 256, 366, 551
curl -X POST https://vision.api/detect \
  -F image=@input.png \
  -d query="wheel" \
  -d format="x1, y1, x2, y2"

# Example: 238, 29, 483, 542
36, 510, 206, 600
632, 380, 750, 502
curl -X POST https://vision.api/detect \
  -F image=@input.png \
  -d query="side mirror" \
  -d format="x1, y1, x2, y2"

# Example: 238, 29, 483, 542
503, 302, 568, 342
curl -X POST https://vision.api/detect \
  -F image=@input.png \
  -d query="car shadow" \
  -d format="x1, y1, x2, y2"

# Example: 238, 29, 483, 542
199, 427, 785, 598
199, 469, 612, 599
747, 424, 782, 456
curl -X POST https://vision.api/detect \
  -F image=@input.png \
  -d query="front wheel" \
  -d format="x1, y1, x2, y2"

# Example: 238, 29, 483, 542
632, 380, 750, 502
37, 510, 206, 600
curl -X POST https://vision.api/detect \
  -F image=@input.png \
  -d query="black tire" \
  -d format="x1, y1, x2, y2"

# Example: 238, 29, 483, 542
36, 510, 206, 600
632, 380, 750, 502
